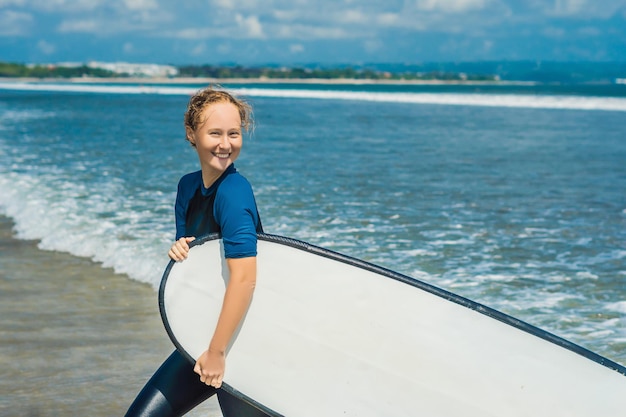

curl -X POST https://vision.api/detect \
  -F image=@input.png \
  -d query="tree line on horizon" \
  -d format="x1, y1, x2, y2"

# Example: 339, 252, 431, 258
176, 64, 497, 81
0, 61, 497, 81
0, 62, 116, 78
3, 60, 622, 83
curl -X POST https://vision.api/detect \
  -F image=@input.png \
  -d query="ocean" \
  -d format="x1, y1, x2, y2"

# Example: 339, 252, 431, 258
1, 80, 625, 371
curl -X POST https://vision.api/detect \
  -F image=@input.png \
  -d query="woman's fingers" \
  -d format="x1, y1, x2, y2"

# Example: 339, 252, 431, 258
168, 237, 196, 261
168, 245, 184, 261
194, 367, 223, 388
204, 374, 222, 388
211, 376, 222, 388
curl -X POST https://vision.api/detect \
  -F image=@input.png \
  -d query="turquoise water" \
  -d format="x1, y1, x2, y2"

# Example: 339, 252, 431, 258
1, 81, 625, 364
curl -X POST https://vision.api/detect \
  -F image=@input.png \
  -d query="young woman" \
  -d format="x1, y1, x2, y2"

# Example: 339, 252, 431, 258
125, 87, 268, 417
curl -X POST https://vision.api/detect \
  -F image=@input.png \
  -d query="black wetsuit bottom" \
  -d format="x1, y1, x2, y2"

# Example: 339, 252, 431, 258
124, 350, 269, 417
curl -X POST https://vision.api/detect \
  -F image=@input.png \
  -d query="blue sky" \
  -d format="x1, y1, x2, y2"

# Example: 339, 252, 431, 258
1, 0, 625, 65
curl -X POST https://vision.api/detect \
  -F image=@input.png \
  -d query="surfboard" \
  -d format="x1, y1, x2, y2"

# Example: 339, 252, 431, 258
159, 233, 626, 417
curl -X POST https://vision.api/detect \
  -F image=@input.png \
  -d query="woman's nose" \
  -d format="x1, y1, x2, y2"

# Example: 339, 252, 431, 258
218, 135, 230, 148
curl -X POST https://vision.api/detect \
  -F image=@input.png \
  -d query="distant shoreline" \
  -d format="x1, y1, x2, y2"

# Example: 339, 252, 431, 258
0, 76, 537, 86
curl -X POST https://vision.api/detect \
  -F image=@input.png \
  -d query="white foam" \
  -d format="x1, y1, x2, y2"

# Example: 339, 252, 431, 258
237, 87, 626, 112
0, 82, 196, 96
401, 248, 438, 257
607, 301, 626, 314
0, 105, 177, 288
0, 169, 171, 288
1, 82, 625, 112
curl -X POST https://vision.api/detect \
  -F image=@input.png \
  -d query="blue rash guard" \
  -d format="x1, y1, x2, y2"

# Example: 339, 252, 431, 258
124, 163, 267, 417
175, 163, 262, 256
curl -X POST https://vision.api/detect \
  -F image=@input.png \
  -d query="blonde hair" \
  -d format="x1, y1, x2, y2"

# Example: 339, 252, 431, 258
184, 86, 253, 147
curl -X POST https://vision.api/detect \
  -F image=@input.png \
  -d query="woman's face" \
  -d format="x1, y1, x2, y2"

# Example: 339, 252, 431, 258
187, 101, 243, 185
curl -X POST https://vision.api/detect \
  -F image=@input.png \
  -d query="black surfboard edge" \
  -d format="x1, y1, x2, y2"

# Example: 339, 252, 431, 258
159, 232, 626, 411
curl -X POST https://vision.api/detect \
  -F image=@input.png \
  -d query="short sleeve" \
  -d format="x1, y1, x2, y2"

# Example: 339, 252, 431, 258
213, 174, 260, 258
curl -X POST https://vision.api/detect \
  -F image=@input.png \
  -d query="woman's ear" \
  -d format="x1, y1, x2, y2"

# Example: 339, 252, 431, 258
185, 127, 196, 146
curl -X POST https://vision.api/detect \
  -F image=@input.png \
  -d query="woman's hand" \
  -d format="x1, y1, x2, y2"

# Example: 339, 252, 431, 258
194, 348, 225, 388
168, 237, 196, 261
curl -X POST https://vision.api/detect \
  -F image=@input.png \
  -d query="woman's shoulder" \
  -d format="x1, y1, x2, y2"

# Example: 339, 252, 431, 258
178, 170, 202, 188
220, 169, 254, 193
176, 170, 202, 203
215, 170, 256, 210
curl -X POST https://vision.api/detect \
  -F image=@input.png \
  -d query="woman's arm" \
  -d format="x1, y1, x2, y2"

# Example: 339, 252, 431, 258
194, 256, 257, 388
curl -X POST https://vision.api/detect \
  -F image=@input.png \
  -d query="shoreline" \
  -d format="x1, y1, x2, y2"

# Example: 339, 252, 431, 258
0, 76, 537, 86
0, 215, 221, 417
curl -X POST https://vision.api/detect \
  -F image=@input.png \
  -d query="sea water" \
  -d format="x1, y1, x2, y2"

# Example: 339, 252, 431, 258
1, 81, 625, 365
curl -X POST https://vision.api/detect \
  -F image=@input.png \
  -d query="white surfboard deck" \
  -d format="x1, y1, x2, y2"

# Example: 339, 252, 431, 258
159, 233, 626, 417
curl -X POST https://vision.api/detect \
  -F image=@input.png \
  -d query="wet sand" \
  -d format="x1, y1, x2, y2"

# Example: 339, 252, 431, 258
0, 216, 220, 416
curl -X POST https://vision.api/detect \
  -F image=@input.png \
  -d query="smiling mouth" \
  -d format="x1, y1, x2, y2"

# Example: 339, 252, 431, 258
213, 152, 230, 159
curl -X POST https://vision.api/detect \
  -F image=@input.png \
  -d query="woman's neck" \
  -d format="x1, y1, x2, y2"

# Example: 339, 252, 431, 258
201, 163, 233, 189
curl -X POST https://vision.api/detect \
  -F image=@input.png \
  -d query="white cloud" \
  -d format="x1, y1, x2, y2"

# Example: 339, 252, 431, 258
122, 0, 158, 11
37, 39, 56, 54
2, 0, 159, 12
166, 27, 212, 39
273, 23, 351, 40
210, 0, 235, 9
414, 0, 492, 13
262, 0, 509, 37
168, 13, 266, 40
552, 0, 586, 15
289, 43, 304, 53
209, 0, 263, 10
339, 9, 368, 24
377, 12, 399, 26
24, 0, 104, 12
190, 42, 206, 56
536, 0, 624, 18
363, 39, 383, 53
0, 0, 28, 6
54, 2, 171, 35
0, 10, 32, 36
235, 14, 265, 38
58, 19, 99, 33
272, 9, 300, 21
